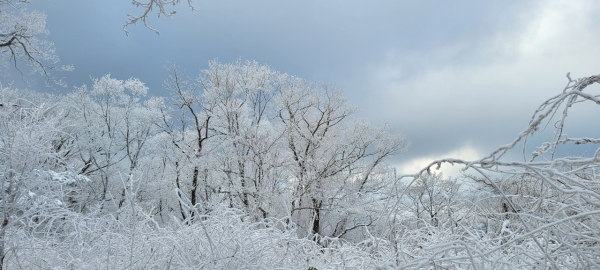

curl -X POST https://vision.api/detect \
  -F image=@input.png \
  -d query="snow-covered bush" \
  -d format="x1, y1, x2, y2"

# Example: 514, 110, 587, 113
394, 74, 600, 269
2, 205, 396, 269
0, 86, 89, 268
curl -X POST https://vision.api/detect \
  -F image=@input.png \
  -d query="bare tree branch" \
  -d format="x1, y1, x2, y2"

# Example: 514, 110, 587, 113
123, 0, 196, 35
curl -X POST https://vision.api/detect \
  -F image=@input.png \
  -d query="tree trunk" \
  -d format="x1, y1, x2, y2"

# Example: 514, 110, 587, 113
311, 198, 321, 237
0, 215, 8, 270
191, 166, 199, 217
175, 162, 186, 220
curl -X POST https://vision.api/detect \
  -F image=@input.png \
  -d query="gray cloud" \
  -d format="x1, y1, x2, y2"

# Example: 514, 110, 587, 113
22, 0, 600, 175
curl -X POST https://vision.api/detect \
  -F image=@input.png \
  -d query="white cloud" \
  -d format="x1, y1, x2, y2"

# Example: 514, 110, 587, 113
398, 143, 482, 177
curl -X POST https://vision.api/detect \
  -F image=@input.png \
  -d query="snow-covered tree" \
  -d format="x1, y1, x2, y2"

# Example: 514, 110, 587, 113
66, 75, 162, 215
276, 79, 409, 239
160, 61, 290, 220
402, 172, 463, 228
160, 60, 410, 239
160, 63, 218, 219
198, 60, 289, 219
0, 0, 71, 86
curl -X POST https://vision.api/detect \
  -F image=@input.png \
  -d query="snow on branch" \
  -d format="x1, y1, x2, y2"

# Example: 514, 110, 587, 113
124, 0, 196, 35
0, 8, 73, 86
394, 73, 600, 269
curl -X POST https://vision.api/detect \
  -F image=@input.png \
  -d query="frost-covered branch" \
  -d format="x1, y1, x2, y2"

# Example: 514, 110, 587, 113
123, 0, 196, 35
393, 73, 600, 269
0, 3, 72, 86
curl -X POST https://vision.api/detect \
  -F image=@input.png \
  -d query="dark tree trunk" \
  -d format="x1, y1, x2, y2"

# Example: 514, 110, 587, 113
191, 166, 199, 217
0, 215, 8, 270
175, 162, 186, 220
311, 198, 322, 236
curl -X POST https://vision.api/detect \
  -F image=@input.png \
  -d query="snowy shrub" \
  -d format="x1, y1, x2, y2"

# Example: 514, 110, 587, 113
394, 74, 600, 269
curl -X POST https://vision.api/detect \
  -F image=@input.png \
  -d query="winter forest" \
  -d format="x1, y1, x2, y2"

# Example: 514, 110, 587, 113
2, 1, 600, 269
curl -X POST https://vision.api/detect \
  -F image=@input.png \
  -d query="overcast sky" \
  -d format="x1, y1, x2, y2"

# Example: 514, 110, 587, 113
19, 0, 600, 176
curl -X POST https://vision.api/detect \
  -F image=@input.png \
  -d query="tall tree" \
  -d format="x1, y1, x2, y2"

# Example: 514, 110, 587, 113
67, 75, 160, 214
277, 81, 409, 239
162, 63, 216, 219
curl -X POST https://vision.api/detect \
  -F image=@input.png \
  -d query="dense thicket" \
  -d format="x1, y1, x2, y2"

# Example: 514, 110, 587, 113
0, 60, 409, 269
0, 64, 598, 269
